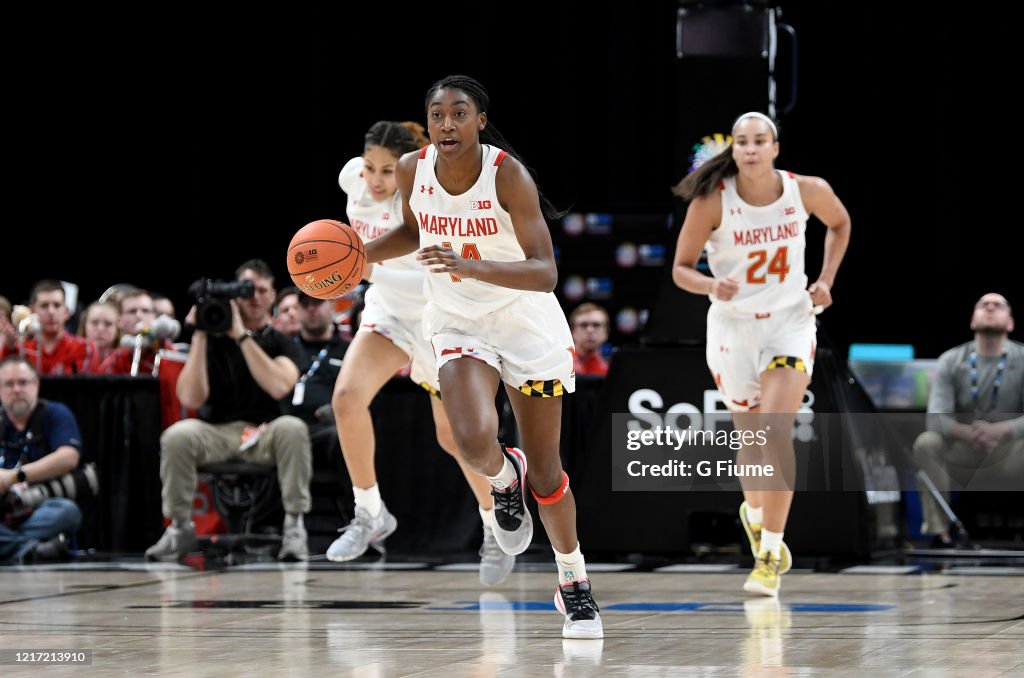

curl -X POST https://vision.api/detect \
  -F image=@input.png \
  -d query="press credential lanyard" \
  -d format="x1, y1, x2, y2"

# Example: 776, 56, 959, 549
969, 349, 1006, 412
292, 348, 328, 406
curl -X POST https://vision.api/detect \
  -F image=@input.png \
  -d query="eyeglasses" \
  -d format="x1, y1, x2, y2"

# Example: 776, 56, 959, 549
0, 378, 37, 390
975, 300, 1009, 310
574, 321, 607, 330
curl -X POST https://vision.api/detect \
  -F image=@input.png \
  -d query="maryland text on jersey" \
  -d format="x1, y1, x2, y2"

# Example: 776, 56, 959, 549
417, 214, 500, 237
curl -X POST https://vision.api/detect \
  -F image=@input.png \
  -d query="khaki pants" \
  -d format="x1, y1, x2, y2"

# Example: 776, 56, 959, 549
913, 431, 1024, 535
159, 417, 312, 525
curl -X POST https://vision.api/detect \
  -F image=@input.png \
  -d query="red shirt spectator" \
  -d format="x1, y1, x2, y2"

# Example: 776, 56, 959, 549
575, 350, 609, 377
570, 302, 612, 376
2, 333, 101, 375
1, 281, 104, 375
97, 340, 171, 376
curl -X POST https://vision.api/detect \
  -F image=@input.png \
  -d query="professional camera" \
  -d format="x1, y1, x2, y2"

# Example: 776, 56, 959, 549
187, 278, 255, 335
3, 462, 100, 526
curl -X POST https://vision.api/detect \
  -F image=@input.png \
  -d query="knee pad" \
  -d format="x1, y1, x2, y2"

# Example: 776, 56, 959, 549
530, 470, 570, 505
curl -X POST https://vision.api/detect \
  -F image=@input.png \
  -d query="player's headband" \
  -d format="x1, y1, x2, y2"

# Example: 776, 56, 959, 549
732, 112, 778, 140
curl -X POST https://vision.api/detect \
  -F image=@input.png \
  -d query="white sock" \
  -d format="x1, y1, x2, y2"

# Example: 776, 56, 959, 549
284, 513, 304, 530
479, 505, 494, 530
747, 504, 763, 525
760, 529, 783, 559
486, 454, 518, 490
353, 484, 383, 518
553, 543, 588, 586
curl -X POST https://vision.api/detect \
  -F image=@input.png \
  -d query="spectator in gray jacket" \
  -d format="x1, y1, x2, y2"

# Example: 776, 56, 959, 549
913, 292, 1024, 545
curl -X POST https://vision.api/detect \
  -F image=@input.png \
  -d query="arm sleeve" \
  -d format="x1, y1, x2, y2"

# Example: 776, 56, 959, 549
366, 265, 425, 295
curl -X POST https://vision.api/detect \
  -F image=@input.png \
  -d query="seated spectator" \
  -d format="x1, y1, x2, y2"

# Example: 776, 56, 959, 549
272, 286, 301, 338
0, 280, 101, 375
0, 356, 84, 564
99, 289, 184, 377
116, 288, 157, 338
913, 292, 1024, 546
570, 302, 612, 376
284, 292, 349, 463
0, 296, 13, 355
151, 292, 177, 322
78, 300, 121, 365
145, 259, 311, 562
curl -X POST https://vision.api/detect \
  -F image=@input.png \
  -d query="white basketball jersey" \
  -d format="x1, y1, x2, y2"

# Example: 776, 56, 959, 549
339, 156, 424, 319
707, 170, 809, 315
410, 144, 524, 316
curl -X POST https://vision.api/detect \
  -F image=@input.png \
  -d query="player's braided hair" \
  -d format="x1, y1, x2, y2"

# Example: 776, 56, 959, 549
365, 121, 429, 156
425, 74, 566, 220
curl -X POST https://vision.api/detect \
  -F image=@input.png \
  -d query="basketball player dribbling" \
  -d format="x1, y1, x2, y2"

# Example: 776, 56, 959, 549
327, 120, 516, 587
362, 75, 602, 639
671, 112, 852, 597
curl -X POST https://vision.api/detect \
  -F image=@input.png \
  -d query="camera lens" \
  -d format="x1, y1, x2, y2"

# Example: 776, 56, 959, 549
197, 300, 232, 334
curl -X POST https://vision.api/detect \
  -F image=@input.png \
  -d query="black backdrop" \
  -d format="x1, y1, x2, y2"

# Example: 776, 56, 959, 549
6, 1, 1019, 358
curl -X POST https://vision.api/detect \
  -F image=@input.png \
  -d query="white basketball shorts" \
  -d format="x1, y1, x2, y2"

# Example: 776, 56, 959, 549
423, 291, 575, 397
705, 297, 816, 411
359, 295, 439, 393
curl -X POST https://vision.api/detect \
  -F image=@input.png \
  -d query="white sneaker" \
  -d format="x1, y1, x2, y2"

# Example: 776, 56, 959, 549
145, 523, 198, 562
479, 524, 515, 586
490, 447, 533, 556
278, 522, 309, 561
554, 580, 603, 639
326, 504, 397, 562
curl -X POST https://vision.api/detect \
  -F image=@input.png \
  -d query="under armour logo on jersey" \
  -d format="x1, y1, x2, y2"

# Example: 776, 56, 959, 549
782, 206, 795, 216
720, 345, 729, 352
730, 207, 742, 215
382, 212, 390, 220
420, 185, 434, 195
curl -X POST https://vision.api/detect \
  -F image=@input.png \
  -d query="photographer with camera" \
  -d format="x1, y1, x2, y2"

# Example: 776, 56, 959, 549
145, 259, 312, 562
0, 356, 85, 564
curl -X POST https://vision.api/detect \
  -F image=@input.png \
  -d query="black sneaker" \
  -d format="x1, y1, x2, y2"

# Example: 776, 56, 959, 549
554, 579, 603, 639
489, 447, 533, 555
25, 534, 71, 563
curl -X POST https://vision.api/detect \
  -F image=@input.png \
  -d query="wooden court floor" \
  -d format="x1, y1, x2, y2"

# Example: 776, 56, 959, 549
1, 560, 1022, 676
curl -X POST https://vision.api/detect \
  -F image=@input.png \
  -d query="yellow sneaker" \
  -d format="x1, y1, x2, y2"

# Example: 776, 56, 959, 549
739, 501, 792, 575
743, 552, 782, 597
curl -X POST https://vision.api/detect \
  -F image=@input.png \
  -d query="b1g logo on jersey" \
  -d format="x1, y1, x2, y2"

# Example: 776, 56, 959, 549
469, 200, 492, 210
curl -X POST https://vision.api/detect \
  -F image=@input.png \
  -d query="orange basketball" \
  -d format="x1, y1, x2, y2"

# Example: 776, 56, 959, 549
286, 219, 366, 300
